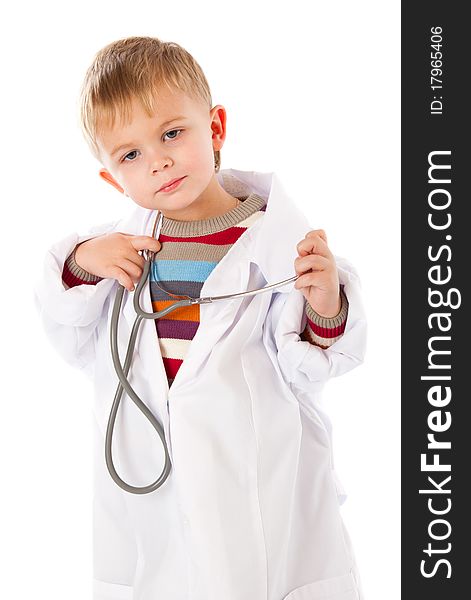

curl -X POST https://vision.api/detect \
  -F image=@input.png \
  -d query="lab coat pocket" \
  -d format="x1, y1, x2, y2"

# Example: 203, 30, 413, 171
283, 571, 359, 599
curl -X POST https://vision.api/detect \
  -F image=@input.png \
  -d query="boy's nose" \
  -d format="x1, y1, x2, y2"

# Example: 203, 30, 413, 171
151, 154, 172, 174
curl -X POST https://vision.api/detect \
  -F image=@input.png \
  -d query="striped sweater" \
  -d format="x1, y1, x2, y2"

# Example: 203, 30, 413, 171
63, 193, 348, 387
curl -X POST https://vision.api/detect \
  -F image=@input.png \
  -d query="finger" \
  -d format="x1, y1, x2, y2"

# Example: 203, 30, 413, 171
302, 231, 330, 255
307, 229, 328, 244
294, 255, 330, 276
129, 235, 162, 253
294, 270, 330, 290
119, 257, 145, 283
110, 266, 135, 291
296, 234, 331, 259
122, 250, 146, 271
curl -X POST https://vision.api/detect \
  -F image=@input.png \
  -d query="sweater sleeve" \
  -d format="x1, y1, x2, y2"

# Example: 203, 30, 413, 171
300, 286, 349, 349
62, 243, 104, 289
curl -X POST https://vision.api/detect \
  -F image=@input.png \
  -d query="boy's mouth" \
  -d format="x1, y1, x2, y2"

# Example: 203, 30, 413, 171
158, 176, 186, 193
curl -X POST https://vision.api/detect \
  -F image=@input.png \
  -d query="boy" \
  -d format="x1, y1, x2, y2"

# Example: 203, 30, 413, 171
34, 37, 366, 600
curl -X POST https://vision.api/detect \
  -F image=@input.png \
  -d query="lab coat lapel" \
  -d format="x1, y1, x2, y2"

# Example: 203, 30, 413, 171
218, 169, 312, 287
167, 170, 311, 390
166, 237, 254, 393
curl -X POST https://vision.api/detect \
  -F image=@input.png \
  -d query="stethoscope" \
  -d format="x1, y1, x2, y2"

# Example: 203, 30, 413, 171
107, 209, 300, 494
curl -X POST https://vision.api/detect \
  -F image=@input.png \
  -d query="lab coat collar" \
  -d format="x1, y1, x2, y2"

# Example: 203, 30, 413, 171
217, 169, 310, 290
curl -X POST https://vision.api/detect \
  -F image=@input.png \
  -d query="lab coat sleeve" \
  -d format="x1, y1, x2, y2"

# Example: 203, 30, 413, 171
269, 255, 367, 391
33, 220, 120, 377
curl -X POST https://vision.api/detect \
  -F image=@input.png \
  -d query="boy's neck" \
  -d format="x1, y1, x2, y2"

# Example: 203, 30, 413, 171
160, 176, 240, 222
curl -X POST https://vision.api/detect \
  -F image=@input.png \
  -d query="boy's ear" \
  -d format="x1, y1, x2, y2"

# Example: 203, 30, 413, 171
99, 168, 125, 194
209, 104, 227, 151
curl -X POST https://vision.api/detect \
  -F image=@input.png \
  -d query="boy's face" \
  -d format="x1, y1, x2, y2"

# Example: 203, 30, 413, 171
96, 87, 227, 218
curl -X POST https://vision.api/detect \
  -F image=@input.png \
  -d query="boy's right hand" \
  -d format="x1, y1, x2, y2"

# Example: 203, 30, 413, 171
74, 233, 162, 292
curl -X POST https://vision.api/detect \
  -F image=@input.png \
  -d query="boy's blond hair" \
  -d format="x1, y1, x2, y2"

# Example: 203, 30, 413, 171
79, 36, 220, 170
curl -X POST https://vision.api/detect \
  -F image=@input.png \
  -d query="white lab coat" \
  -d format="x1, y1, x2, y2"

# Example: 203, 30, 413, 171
34, 169, 367, 600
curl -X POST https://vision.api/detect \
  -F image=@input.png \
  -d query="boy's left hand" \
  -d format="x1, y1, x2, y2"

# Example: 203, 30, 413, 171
294, 229, 341, 318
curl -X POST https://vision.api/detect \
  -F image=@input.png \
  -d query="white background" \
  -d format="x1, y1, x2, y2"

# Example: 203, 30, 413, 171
1, 1, 400, 598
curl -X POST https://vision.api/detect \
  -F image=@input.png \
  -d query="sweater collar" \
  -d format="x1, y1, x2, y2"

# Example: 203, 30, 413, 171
159, 191, 266, 237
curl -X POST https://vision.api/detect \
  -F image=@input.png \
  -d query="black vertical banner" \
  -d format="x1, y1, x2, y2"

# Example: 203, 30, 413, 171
402, 3, 470, 598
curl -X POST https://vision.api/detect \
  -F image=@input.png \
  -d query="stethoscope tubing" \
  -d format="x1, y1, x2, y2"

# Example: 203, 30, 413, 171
107, 260, 172, 495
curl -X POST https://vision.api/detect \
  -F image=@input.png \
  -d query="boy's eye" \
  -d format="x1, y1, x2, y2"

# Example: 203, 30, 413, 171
164, 129, 182, 141
123, 150, 139, 162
